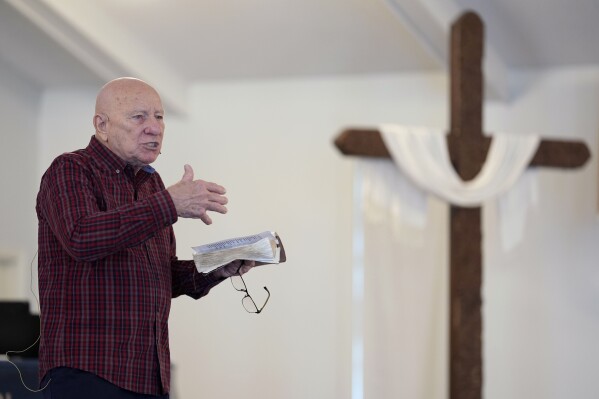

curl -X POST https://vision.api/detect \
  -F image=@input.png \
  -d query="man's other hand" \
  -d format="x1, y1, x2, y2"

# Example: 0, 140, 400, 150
167, 164, 228, 224
212, 259, 256, 279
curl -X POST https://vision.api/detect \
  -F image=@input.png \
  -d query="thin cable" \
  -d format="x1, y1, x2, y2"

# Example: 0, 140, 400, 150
3, 250, 51, 392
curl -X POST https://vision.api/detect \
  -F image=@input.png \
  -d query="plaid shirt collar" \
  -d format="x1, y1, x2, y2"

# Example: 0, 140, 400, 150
87, 135, 156, 176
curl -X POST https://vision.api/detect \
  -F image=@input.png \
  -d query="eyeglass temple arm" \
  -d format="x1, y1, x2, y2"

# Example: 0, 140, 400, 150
256, 287, 271, 313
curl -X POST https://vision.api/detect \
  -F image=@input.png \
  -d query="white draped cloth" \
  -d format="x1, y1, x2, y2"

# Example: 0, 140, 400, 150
380, 124, 540, 206
356, 125, 540, 399
378, 124, 540, 250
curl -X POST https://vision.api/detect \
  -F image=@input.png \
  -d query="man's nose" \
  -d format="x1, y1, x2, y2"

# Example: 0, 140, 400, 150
144, 117, 163, 135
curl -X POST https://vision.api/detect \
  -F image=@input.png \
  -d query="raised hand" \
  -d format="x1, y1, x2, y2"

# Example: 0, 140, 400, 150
166, 164, 228, 225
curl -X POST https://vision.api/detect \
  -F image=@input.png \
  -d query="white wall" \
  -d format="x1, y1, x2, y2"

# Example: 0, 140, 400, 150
0, 59, 41, 302
164, 74, 450, 399
484, 67, 599, 399
163, 77, 355, 399
30, 67, 599, 399
38, 88, 98, 169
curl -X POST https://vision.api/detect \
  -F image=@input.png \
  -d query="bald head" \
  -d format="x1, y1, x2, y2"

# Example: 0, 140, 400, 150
95, 77, 161, 117
93, 77, 165, 170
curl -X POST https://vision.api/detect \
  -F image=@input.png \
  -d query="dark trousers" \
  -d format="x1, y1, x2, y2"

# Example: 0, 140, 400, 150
41, 367, 169, 399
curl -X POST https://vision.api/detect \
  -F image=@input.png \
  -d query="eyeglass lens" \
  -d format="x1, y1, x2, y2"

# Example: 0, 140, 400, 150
231, 274, 270, 314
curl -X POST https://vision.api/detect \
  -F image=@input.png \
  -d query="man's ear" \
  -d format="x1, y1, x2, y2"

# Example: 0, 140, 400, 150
93, 114, 109, 142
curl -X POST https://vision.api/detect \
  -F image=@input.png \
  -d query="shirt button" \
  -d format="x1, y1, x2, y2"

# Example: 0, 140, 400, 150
116, 169, 120, 174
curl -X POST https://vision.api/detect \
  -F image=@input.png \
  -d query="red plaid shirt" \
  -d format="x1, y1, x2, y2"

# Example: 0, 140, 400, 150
36, 136, 224, 395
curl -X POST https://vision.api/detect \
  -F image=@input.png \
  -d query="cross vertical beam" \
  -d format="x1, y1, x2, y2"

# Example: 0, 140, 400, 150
448, 13, 485, 399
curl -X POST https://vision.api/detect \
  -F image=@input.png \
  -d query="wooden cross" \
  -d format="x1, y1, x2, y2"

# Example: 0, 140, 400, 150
334, 11, 590, 399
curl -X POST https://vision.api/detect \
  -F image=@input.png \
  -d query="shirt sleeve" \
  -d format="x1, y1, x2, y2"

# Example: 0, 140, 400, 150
166, 226, 226, 299
37, 156, 178, 262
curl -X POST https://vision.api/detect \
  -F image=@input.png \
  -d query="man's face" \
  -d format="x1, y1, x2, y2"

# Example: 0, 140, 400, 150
100, 83, 165, 169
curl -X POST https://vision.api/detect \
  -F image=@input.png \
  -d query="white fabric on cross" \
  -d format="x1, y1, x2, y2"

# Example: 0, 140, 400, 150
380, 124, 540, 205
377, 124, 540, 250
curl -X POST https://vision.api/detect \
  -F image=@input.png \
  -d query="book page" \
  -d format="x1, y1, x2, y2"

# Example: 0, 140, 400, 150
193, 231, 274, 254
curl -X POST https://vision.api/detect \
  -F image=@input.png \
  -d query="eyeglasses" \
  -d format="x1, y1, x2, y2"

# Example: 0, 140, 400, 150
230, 269, 270, 314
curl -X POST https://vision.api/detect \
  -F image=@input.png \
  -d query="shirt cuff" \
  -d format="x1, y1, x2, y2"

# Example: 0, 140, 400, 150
148, 190, 178, 229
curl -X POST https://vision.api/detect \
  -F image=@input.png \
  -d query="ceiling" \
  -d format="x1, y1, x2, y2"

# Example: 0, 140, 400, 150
1, 0, 598, 113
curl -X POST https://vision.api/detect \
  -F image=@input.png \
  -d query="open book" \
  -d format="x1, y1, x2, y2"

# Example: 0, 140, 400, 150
192, 231, 286, 274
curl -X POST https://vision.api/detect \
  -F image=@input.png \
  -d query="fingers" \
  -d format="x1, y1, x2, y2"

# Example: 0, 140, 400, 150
208, 191, 228, 206
202, 191, 228, 214
199, 210, 213, 225
182, 164, 194, 182
238, 260, 255, 275
181, 164, 226, 195
212, 259, 255, 279
229, 260, 255, 276
207, 203, 228, 215
205, 181, 226, 195
200, 183, 228, 215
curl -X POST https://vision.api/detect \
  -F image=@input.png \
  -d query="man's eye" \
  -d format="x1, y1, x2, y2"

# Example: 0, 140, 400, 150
156, 115, 164, 120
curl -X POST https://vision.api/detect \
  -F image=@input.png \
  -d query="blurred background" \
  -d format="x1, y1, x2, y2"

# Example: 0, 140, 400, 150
1, 1, 598, 398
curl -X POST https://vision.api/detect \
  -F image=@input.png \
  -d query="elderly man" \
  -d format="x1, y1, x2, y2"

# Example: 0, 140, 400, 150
36, 77, 254, 398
